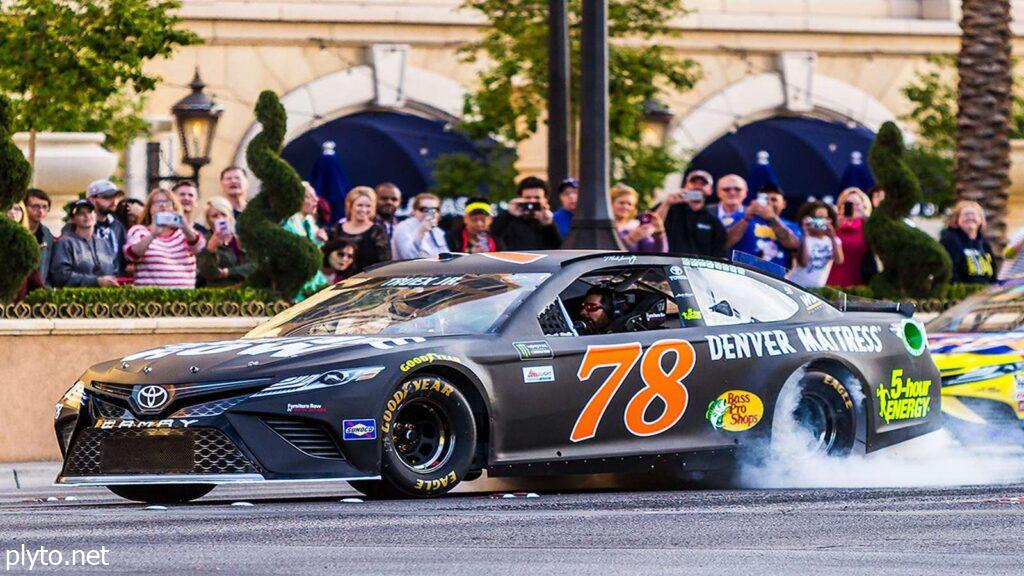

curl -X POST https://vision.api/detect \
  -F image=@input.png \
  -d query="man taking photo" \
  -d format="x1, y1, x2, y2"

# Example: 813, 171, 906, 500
726, 181, 801, 268
654, 170, 725, 257
491, 176, 562, 251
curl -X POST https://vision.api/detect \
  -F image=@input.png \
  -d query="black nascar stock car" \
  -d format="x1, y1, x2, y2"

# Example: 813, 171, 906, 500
54, 251, 940, 502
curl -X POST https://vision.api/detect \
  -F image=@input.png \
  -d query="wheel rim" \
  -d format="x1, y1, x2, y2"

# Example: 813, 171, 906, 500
793, 392, 838, 454
390, 398, 455, 473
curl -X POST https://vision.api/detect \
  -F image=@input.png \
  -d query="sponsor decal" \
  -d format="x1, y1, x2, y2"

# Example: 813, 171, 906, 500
381, 377, 455, 434
415, 470, 458, 492
287, 403, 326, 413
381, 276, 463, 288
928, 331, 1024, 356
682, 308, 702, 321
823, 374, 854, 409
95, 419, 198, 429
400, 353, 461, 372
522, 365, 555, 383
122, 336, 426, 361
572, 340, 694, 442
513, 340, 553, 360
680, 257, 746, 276
342, 419, 377, 440
1018, 400, 1024, 413
799, 293, 823, 312
795, 325, 883, 354
674, 292, 694, 299
480, 252, 547, 264
707, 330, 797, 361
603, 255, 637, 265
706, 390, 764, 432
877, 369, 932, 424
135, 385, 169, 410
1015, 372, 1024, 404
669, 265, 686, 281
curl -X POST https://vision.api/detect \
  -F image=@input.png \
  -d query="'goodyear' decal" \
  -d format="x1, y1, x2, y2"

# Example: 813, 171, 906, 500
400, 353, 461, 372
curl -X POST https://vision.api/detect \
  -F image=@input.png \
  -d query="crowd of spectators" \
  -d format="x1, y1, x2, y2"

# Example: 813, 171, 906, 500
10, 159, 1022, 303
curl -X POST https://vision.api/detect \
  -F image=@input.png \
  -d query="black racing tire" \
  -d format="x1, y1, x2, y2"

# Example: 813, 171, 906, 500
107, 484, 215, 503
351, 374, 476, 499
785, 371, 857, 457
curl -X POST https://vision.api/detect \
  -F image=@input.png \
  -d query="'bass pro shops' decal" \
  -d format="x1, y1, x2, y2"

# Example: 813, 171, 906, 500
705, 390, 764, 432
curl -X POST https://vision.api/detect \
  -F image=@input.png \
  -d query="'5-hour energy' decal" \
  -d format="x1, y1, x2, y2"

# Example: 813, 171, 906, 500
571, 340, 695, 442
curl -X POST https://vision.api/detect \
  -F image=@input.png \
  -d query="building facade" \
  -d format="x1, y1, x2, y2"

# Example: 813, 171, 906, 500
134, 0, 1024, 226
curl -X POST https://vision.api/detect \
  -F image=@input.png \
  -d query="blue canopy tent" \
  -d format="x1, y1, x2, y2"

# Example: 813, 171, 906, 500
838, 151, 876, 194
281, 111, 486, 202
747, 150, 781, 195
308, 141, 350, 223
689, 116, 876, 207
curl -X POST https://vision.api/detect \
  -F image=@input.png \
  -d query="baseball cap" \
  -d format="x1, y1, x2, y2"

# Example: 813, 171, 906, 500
558, 178, 579, 193
464, 198, 492, 217
685, 170, 713, 186
86, 179, 122, 198
70, 199, 95, 214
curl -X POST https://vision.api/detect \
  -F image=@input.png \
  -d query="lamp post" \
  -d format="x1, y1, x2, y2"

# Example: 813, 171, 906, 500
547, 0, 571, 205
171, 69, 222, 182
641, 99, 673, 147
564, 0, 623, 250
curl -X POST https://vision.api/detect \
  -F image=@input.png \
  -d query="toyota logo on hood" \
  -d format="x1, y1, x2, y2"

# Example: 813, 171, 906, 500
136, 385, 169, 410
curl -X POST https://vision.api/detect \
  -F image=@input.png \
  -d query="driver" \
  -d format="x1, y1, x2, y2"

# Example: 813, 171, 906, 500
578, 287, 614, 335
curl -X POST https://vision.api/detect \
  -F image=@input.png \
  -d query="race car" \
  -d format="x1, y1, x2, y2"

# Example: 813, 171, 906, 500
927, 282, 1024, 438
54, 251, 940, 502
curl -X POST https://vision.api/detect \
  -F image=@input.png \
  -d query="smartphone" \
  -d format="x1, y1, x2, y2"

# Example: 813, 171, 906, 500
154, 212, 182, 227
843, 201, 855, 218
756, 193, 769, 206
639, 213, 653, 225
683, 190, 704, 202
214, 218, 232, 235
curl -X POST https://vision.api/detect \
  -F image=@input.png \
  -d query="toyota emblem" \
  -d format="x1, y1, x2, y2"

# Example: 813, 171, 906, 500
136, 385, 169, 410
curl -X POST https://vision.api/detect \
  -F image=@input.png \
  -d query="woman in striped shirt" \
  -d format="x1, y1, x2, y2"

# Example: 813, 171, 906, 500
125, 188, 205, 289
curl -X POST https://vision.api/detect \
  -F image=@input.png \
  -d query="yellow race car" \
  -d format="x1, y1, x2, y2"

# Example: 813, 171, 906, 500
927, 283, 1024, 439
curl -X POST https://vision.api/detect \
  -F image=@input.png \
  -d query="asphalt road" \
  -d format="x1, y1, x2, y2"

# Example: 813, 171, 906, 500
2, 474, 1024, 576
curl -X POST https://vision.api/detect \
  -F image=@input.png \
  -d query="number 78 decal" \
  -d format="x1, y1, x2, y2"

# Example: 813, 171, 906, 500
570, 339, 696, 442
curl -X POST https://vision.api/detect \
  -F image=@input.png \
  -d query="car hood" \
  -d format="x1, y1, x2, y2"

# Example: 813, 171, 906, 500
928, 331, 1024, 357
86, 335, 450, 385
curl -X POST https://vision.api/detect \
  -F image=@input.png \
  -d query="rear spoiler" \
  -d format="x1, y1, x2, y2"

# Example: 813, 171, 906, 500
834, 299, 916, 318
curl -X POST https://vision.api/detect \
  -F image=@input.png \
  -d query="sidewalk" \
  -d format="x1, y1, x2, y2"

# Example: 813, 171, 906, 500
0, 462, 61, 490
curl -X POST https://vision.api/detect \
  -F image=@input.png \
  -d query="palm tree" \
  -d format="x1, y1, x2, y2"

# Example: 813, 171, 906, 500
956, 0, 1013, 253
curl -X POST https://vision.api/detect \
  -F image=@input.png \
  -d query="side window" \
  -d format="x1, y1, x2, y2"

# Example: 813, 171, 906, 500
541, 266, 679, 336
685, 266, 799, 326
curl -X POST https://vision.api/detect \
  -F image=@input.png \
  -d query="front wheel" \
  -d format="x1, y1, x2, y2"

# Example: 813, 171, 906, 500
107, 484, 214, 503
350, 375, 476, 499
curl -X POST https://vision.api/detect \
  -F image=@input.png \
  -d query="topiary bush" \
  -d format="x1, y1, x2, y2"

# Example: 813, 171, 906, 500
237, 91, 320, 298
865, 122, 952, 298
0, 95, 40, 302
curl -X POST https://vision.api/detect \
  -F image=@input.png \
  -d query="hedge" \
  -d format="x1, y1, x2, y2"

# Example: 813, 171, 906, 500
810, 283, 986, 313
2, 288, 290, 319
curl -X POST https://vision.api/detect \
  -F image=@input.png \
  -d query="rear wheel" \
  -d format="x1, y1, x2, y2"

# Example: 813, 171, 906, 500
107, 484, 214, 503
349, 375, 476, 499
777, 371, 857, 457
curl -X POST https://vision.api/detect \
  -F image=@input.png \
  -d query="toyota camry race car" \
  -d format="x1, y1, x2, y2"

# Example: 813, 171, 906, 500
55, 251, 940, 502
927, 282, 1024, 438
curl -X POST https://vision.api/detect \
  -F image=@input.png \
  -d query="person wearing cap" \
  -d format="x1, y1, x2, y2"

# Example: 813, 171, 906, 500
84, 179, 128, 276
727, 182, 801, 268
552, 177, 578, 237
654, 170, 726, 258
49, 200, 121, 287
446, 197, 504, 254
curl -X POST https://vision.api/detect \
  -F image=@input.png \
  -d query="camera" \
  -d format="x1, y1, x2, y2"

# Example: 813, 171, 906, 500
809, 217, 829, 232
521, 201, 542, 213
683, 190, 704, 203
756, 192, 769, 206
154, 212, 182, 227
639, 212, 653, 225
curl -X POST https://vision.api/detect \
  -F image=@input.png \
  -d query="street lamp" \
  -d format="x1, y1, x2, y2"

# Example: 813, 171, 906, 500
170, 68, 222, 182
641, 99, 673, 146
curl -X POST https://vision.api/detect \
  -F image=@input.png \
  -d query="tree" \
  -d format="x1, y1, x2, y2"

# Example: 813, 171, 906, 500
237, 91, 321, 299
432, 0, 701, 201
0, 96, 41, 302
902, 54, 1024, 211
0, 0, 200, 163
865, 122, 952, 298
956, 0, 1014, 251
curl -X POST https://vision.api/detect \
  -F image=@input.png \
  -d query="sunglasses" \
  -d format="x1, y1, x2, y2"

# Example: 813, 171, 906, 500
720, 187, 743, 192
420, 207, 439, 214
581, 302, 606, 313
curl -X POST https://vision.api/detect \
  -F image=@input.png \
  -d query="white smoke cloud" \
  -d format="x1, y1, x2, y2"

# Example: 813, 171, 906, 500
738, 381, 1024, 489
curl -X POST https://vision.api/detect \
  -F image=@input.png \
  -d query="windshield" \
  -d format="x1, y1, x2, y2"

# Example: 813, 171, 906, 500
249, 273, 550, 337
927, 286, 1024, 333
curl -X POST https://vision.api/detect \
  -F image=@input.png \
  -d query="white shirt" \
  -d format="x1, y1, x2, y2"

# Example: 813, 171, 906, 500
787, 235, 840, 288
390, 216, 449, 260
